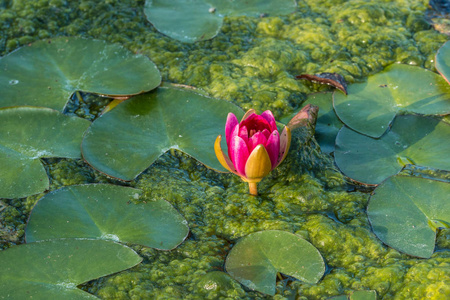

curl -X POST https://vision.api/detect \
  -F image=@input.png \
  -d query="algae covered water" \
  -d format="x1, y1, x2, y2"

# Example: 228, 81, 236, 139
0, 0, 449, 299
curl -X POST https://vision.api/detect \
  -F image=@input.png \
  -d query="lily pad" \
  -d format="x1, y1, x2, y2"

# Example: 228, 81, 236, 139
333, 64, 450, 138
0, 107, 90, 198
26, 184, 189, 250
335, 115, 450, 185
144, 0, 296, 43
225, 230, 325, 296
330, 290, 377, 300
0, 239, 142, 299
368, 176, 450, 258
281, 93, 342, 153
436, 40, 450, 85
0, 37, 161, 111
82, 86, 244, 180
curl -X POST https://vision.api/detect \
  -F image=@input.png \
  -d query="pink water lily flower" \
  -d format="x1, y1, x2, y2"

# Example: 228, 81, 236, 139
215, 109, 291, 195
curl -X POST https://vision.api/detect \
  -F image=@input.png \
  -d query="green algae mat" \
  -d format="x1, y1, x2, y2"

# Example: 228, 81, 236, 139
1, 0, 450, 299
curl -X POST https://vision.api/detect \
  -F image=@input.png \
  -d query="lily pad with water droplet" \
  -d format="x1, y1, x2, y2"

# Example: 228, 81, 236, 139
0, 37, 161, 111
333, 64, 450, 138
144, 0, 297, 43
0, 239, 142, 299
368, 176, 450, 258
225, 230, 325, 296
26, 184, 189, 250
0, 107, 90, 199
82, 86, 244, 180
335, 115, 450, 185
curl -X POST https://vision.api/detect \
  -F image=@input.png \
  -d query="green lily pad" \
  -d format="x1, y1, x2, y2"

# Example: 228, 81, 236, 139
368, 176, 450, 258
330, 290, 377, 300
0, 37, 161, 111
144, 0, 223, 43
333, 64, 450, 138
144, 0, 296, 43
0, 239, 142, 299
26, 184, 189, 250
335, 115, 450, 185
82, 86, 244, 180
281, 93, 342, 153
0, 107, 90, 198
436, 41, 450, 85
225, 230, 325, 296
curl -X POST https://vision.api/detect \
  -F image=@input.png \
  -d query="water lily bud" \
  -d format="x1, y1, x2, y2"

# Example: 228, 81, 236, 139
215, 109, 291, 195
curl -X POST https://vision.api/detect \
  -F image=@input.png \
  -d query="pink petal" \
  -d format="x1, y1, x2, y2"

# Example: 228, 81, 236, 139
240, 114, 271, 135
261, 110, 277, 132
261, 129, 271, 140
247, 131, 268, 154
238, 126, 249, 144
228, 124, 239, 160
229, 136, 249, 177
265, 131, 280, 169
225, 113, 239, 144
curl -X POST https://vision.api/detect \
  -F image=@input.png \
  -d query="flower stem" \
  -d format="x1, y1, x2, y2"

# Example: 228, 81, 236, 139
248, 182, 258, 196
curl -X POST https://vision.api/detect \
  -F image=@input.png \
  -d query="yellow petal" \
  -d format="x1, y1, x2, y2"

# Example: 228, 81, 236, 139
214, 135, 239, 175
241, 109, 256, 122
277, 126, 291, 167
245, 145, 272, 182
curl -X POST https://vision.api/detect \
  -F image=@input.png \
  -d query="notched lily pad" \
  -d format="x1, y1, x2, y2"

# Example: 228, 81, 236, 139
0, 239, 142, 299
296, 73, 348, 94
436, 40, 450, 84
335, 115, 450, 185
82, 86, 244, 181
225, 230, 325, 296
333, 64, 450, 138
26, 184, 189, 250
368, 175, 450, 258
0, 37, 161, 111
144, 0, 297, 43
0, 107, 90, 199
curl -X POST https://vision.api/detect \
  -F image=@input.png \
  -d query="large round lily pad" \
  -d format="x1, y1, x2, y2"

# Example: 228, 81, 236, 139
0, 37, 161, 111
0, 239, 142, 299
333, 64, 450, 138
281, 93, 342, 153
335, 115, 450, 185
82, 86, 244, 180
225, 230, 325, 296
26, 184, 189, 250
436, 40, 450, 85
368, 176, 450, 258
144, 0, 297, 43
0, 107, 90, 198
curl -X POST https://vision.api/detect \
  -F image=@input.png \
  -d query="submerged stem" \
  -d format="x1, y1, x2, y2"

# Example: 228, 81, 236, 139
248, 182, 258, 196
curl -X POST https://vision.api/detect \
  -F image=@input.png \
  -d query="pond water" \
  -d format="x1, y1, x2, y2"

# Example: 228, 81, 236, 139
0, 0, 449, 299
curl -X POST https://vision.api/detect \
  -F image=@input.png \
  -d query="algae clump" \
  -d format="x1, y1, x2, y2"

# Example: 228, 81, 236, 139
0, 0, 449, 299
